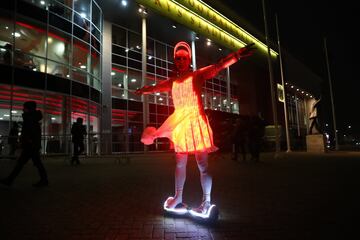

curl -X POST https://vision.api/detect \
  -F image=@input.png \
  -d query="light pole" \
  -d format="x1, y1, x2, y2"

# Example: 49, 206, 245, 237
324, 37, 339, 150
275, 14, 291, 152
262, 0, 280, 154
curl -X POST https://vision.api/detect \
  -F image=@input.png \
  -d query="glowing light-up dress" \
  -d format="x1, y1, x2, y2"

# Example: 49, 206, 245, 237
168, 74, 217, 153
144, 70, 217, 154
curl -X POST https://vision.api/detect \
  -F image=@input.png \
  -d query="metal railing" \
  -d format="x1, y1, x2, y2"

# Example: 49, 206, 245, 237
0, 133, 100, 158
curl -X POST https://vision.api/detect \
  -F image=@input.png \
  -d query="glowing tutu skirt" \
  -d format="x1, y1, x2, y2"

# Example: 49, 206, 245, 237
142, 75, 218, 154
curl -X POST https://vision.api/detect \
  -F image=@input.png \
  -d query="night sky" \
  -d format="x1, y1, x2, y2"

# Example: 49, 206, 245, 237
220, 0, 359, 134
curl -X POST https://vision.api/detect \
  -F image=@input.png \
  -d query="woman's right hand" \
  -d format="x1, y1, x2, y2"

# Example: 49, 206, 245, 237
236, 43, 256, 59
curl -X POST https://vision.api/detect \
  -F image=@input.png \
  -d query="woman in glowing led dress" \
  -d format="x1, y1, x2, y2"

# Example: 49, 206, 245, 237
135, 41, 254, 215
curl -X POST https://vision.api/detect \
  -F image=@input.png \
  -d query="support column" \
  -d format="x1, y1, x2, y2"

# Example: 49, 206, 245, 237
295, 95, 301, 137
100, 20, 112, 155
226, 67, 231, 112
141, 14, 149, 151
191, 36, 197, 71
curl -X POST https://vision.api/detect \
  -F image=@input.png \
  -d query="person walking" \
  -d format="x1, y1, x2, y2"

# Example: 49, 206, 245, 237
0, 101, 48, 187
232, 117, 248, 163
71, 117, 86, 165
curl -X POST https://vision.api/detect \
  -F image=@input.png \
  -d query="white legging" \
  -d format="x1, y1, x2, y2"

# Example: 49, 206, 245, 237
174, 152, 212, 202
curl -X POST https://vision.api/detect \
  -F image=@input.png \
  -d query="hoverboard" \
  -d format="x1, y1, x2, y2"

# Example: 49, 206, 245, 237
163, 197, 219, 223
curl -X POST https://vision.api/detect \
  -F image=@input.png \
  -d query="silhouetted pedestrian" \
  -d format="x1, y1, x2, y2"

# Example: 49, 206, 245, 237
232, 117, 248, 163
71, 117, 86, 165
248, 113, 266, 163
0, 101, 48, 187
8, 122, 19, 157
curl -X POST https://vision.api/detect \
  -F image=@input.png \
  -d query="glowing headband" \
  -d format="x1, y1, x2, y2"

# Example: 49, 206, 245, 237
174, 41, 191, 60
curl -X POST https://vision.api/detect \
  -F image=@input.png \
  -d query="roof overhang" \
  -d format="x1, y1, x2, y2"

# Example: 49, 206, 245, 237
136, 0, 278, 57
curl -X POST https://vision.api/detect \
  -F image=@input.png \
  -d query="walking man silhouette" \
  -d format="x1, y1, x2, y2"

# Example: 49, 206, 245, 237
0, 101, 48, 187
71, 117, 86, 165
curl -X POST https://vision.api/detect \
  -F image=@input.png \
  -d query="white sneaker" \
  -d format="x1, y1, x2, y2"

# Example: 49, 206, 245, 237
163, 196, 188, 215
164, 196, 182, 209
193, 201, 211, 215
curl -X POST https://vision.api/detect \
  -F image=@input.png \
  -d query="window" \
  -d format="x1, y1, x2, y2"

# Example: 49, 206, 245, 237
73, 0, 90, 21
72, 38, 90, 72
91, 47, 101, 80
47, 27, 72, 65
44, 93, 64, 154
49, 1, 72, 21
0, 85, 12, 145
91, 2, 102, 30
15, 16, 47, 58
111, 65, 127, 98
112, 26, 126, 47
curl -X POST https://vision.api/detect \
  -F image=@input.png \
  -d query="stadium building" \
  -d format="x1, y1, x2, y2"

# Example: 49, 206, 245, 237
0, 0, 322, 156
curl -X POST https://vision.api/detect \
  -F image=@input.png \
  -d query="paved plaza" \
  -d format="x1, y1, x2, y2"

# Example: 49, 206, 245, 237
0, 151, 359, 239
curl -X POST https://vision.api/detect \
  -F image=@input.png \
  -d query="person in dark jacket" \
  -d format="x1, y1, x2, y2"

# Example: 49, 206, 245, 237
248, 113, 266, 163
8, 122, 19, 157
71, 117, 86, 165
232, 117, 249, 163
0, 101, 48, 187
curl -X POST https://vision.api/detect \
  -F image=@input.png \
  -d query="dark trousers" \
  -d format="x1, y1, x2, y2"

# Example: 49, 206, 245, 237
233, 140, 247, 162
9, 143, 17, 156
7, 147, 48, 183
249, 138, 261, 162
72, 141, 84, 164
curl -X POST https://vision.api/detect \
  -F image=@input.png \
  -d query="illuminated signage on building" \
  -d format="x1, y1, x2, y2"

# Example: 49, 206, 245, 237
136, 0, 278, 57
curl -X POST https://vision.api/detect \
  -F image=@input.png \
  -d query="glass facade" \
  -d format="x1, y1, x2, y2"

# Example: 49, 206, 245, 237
111, 25, 176, 152
0, 0, 102, 156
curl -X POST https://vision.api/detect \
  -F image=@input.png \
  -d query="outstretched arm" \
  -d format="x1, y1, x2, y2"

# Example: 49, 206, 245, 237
134, 79, 172, 95
198, 43, 255, 81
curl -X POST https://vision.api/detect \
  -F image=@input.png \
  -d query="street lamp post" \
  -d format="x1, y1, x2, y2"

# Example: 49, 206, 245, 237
323, 37, 339, 150
275, 14, 291, 152
262, 0, 280, 155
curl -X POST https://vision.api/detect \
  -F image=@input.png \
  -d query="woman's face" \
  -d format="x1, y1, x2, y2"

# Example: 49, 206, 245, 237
174, 50, 191, 73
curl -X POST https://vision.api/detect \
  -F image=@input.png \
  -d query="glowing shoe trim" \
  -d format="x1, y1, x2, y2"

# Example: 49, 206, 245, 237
163, 197, 188, 215
189, 204, 216, 219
